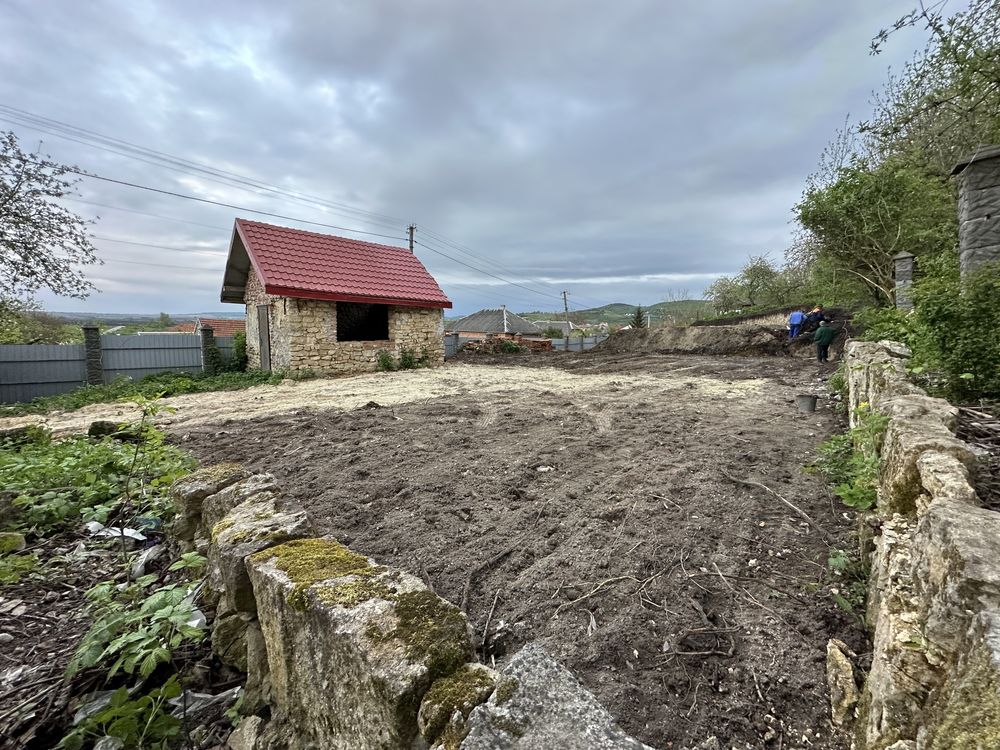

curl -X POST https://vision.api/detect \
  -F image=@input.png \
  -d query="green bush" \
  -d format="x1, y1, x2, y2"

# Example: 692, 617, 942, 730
376, 350, 395, 371
912, 256, 1000, 399
230, 332, 248, 372
0, 426, 193, 532
399, 348, 419, 370
498, 339, 526, 354
812, 404, 889, 511
855, 306, 916, 345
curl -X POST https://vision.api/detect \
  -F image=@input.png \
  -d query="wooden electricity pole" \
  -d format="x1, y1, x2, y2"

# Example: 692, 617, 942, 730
408, 224, 416, 253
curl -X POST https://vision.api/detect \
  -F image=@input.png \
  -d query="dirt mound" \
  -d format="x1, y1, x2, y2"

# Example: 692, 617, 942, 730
594, 325, 793, 357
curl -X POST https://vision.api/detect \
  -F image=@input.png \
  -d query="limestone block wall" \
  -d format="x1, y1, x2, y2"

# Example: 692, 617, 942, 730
845, 341, 1000, 749
169, 466, 651, 750
242, 267, 445, 375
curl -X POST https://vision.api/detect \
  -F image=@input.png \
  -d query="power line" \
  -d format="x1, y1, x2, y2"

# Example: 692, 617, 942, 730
0, 104, 408, 231
91, 235, 225, 255
65, 197, 230, 231
70, 170, 409, 242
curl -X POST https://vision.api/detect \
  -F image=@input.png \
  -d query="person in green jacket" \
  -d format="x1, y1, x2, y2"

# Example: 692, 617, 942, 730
813, 320, 836, 362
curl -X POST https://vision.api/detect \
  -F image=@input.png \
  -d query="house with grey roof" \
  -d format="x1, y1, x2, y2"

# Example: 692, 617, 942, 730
445, 307, 542, 337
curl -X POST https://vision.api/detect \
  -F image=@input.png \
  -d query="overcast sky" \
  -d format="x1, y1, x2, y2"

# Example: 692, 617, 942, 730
2, 0, 935, 317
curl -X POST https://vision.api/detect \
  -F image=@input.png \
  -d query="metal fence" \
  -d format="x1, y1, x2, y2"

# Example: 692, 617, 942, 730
443, 333, 607, 359
0, 334, 235, 404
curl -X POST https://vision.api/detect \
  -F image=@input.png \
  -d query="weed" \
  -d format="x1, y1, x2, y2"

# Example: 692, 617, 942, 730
376, 350, 396, 372
0, 551, 38, 584
812, 403, 888, 511
399, 348, 419, 370
0, 368, 318, 416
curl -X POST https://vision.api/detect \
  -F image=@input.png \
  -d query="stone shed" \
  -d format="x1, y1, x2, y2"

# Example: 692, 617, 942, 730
219, 219, 452, 374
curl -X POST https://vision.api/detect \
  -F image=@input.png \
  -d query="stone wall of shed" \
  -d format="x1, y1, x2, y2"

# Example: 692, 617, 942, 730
845, 341, 1000, 749
242, 267, 445, 375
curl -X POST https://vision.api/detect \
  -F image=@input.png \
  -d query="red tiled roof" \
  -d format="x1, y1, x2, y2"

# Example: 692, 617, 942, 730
166, 323, 196, 333
197, 317, 246, 337
233, 219, 452, 309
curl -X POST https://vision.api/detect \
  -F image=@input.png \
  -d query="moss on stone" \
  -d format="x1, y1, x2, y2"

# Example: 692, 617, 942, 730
316, 578, 396, 608
421, 665, 496, 742
492, 714, 526, 739
367, 590, 470, 680
250, 538, 374, 610
210, 517, 236, 542
926, 647, 1000, 749
494, 676, 518, 706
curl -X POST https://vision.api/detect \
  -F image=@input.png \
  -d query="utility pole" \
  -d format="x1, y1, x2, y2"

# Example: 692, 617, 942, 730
562, 290, 571, 350
407, 224, 416, 253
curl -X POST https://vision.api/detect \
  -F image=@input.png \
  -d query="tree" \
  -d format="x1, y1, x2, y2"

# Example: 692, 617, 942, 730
630, 306, 647, 328
1, 131, 99, 314
158, 312, 175, 328
794, 159, 956, 306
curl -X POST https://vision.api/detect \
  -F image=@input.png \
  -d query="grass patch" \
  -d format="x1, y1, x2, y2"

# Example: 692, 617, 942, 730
0, 368, 318, 417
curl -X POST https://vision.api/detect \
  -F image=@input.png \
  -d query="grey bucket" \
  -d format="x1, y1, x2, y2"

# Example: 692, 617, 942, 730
796, 394, 819, 413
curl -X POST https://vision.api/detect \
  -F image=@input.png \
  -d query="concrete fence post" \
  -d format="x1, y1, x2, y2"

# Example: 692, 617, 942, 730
893, 251, 916, 310
200, 326, 218, 375
82, 326, 103, 386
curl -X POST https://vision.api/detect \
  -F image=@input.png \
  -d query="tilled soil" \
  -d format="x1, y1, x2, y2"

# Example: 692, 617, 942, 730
179, 352, 862, 750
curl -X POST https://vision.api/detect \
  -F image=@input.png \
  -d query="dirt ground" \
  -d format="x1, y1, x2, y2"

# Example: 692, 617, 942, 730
149, 351, 861, 750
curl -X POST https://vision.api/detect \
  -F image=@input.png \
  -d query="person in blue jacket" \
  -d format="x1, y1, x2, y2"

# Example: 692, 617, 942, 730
788, 309, 806, 338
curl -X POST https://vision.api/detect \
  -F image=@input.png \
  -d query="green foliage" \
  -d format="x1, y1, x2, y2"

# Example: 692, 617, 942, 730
399, 348, 419, 370
630, 306, 647, 328
827, 548, 868, 618
795, 159, 956, 306
497, 339, 525, 354
376, 350, 395, 372
911, 256, 1000, 399
231, 332, 248, 372
67, 577, 206, 679
854, 305, 916, 344
0, 368, 318, 417
0, 551, 38, 583
703, 255, 807, 313
542, 326, 565, 338
57, 676, 183, 750
0, 426, 193, 533
813, 404, 889, 511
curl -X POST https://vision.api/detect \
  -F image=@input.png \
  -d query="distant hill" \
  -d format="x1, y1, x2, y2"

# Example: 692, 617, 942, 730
519, 300, 714, 326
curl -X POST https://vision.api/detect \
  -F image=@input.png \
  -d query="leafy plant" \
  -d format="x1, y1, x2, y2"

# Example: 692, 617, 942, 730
230, 332, 248, 372
68, 577, 205, 680
399, 348, 419, 370
0, 551, 38, 583
497, 339, 525, 354
827, 548, 868, 620
58, 677, 183, 750
812, 403, 889, 511
376, 350, 395, 372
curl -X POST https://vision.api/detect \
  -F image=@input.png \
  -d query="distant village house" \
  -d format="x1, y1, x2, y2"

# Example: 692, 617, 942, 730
220, 219, 451, 375
446, 307, 542, 337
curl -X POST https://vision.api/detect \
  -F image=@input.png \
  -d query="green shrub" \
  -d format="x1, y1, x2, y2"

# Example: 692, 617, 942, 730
0, 426, 193, 533
230, 332, 248, 372
912, 256, 1000, 399
854, 306, 916, 345
812, 404, 888, 511
399, 348, 419, 370
376, 350, 396, 372
498, 339, 526, 354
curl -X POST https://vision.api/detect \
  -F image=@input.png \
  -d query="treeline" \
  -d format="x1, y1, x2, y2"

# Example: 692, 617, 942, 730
705, 1, 1000, 398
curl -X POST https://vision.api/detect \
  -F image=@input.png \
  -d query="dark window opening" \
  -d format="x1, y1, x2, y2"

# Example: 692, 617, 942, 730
337, 302, 389, 341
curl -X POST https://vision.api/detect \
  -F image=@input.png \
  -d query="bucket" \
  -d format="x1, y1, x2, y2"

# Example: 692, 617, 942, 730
796, 394, 819, 413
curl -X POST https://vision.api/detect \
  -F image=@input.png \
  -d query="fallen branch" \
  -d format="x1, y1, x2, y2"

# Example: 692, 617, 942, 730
720, 470, 838, 546
461, 541, 519, 612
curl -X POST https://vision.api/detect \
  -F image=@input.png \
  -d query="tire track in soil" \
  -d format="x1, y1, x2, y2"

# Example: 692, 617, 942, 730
176, 353, 861, 750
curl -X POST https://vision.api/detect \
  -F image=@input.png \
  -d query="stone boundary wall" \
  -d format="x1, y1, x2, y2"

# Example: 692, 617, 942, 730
168, 466, 655, 750
845, 341, 1000, 749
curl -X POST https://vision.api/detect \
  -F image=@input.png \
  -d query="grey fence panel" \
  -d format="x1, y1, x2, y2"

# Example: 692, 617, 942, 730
0, 336, 240, 404
550, 335, 607, 351
0, 344, 87, 404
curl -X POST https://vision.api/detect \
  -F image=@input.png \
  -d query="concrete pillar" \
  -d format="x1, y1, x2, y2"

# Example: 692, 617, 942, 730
200, 326, 218, 375
82, 326, 103, 386
951, 145, 1000, 279
893, 251, 915, 310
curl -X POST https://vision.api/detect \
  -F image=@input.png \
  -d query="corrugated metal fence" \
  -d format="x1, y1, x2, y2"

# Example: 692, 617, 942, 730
444, 334, 607, 359
0, 335, 235, 405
